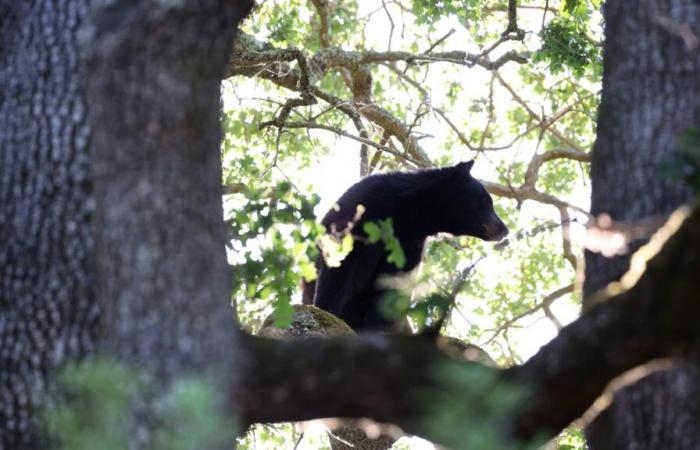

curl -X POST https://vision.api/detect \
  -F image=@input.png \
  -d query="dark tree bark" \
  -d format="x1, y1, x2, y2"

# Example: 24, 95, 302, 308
584, 0, 698, 301
86, 0, 246, 384
583, 0, 700, 448
0, 2, 96, 448
0, 1, 253, 448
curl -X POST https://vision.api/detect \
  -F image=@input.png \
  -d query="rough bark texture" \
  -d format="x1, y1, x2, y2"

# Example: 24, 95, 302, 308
258, 305, 395, 450
584, 0, 698, 300
0, 1, 253, 448
587, 362, 700, 450
85, 0, 248, 381
584, 0, 700, 448
0, 2, 95, 448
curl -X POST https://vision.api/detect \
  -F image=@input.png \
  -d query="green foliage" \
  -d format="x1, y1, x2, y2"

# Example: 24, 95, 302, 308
152, 379, 232, 450
253, 0, 310, 48
412, 0, 481, 29
555, 426, 588, 449
421, 361, 540, 450
227, 180, 324, 329
43, 359, 232, 450
43, 360, 139, 450
534, 2, 602, 78
317, 227, 355, 268
538, 157, 580, 195
662, 128, 700, 192
378, 239, 483, 331
380, 288, 453, 331
325, 1, 361, 45
225, 0, 602, 447
363, 218, 406, 269
237, 423, 332, 449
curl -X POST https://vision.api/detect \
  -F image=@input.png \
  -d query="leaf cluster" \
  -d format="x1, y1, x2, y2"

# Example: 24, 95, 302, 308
363, 218, 407, 269
533, 1, 602, 78
43, 359, 231, 450
228, 180, 324, 329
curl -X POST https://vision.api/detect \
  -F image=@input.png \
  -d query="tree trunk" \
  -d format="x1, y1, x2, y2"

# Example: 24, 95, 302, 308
0, 1, 253, 448
584, 0, 697, 301
0, 2, 95, 448
583, 0, 700, 447
86, 0, 246, 382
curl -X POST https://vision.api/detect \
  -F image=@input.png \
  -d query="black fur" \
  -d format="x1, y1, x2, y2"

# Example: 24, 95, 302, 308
304, 161, 508, 331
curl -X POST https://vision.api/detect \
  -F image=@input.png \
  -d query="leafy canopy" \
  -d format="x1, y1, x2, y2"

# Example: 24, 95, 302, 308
225, 0, 602, 448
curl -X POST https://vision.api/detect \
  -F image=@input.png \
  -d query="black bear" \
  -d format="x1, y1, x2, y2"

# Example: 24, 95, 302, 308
303, 160, 508, 331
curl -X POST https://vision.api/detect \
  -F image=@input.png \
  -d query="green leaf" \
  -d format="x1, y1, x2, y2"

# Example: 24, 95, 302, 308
363, 221, 382, 242
386, 235, 406, 269
272, 297, 295, 328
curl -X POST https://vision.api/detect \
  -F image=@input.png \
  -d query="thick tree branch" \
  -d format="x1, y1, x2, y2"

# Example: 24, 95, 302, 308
480, 180, 588, 215
240, 202, 700, 445
229, 32, 528, 81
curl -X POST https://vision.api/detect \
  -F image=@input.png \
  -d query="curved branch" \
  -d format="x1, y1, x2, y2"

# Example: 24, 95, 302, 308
523, 147, 590, 188
274, 120, 422, 165
480, 180, 588, 215
239, 203, 700, 445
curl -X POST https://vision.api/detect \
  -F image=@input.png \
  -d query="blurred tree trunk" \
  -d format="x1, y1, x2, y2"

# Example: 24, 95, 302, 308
583, 0, 700, 448
0, 1, 253, 448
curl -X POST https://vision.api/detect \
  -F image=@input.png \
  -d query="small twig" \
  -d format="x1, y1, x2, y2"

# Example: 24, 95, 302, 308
495, 72, 587, 153
381, 0, 396, 51
523, 147, 590, 188
558, 206, 577, 269
360, 145, 369, 176
502, 328, 522, 364
277, 120, 422, 165
543, 303, 563, 331
259, 130, 284, 178
422, 257, 485, 338
482, 284, 575, 346
292, 430, 305, 450
383, 63, 430, 103
477, 74, 497, 151
494, 217, 578, 251
424, 29, 456, 55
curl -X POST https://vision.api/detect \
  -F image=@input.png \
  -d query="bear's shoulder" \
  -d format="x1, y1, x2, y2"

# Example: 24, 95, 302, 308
322, 167, 458, 226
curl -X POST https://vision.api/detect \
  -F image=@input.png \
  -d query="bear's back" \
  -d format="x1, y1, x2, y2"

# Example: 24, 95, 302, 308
321, 169, 448, 233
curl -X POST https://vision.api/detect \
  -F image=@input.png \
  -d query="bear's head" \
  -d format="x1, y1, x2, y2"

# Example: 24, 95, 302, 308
443, 160, 509, 242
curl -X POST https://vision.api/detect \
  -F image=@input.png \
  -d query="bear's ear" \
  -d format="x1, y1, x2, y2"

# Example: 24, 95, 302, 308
456, 160, 475, 173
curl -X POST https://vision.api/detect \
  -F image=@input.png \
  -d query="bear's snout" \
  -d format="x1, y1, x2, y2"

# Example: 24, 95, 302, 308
482, 218, 508, 241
